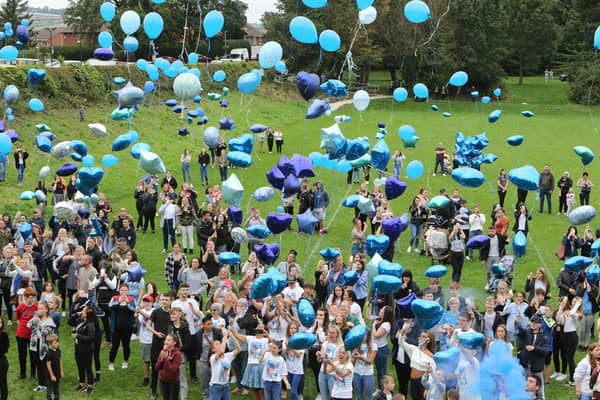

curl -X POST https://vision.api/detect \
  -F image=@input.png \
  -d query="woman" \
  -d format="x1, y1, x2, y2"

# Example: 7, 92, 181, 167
0, 246, 16, 324
577, 172, 593, 205
580, 278, 598, 351
574, 343, 600, 400
315, 260, 329, 308
408, 196, 428, 253
141, 184, 158, 234
307, 309, 328, 395
177, 257, 208, 309
207, 267, 238, 311
267, 128, 275, 153
16, 287, 37, 380
103, 228, 117, 257
221, 291, 238, 325
283, 322, 304, 400
325, 345, 353, 400
108, 283, 137, 371
218, 149, 228, 182
582, 228, 595, 257
74, 305, 97, 395
241, 252, 263, 277
180, 148, 192, 183
562, 226, 582, 259
317, 325, 344, 400
352, 260, 369, 310
488, 324, 513, 355
121, 251, 145, 304
326, 284, 344, 309
556, 296, 583, 386
0, 318, 8, 400
134, 181, 146, 231
372, 305, 392, 388
397, 325, 436, 400
433, 142, 445, 176
229, 298, 251, 395
557, 171, 573, 215
503, 291, 529, 342
214, 213, 232, 253
156, 334, 182, 400
178, 197, 197, 254
494, 281, 511, 314
28, 301, 56, 392
497, 168, 508, 208
198, 148, 210, 186
164, 243, 187, 292
274, 128, 283, 153
50, 175, 65, 205
392, 151, 405, 178
513, 202, 531, 236
352, 331, 376, 400
351, 218, 367, 256
448, 222, 466, 282
233, 323, 269, 400
525, 267, 552, 302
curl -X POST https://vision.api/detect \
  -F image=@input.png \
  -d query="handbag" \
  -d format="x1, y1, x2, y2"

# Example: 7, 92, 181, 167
555, 242, 566, 260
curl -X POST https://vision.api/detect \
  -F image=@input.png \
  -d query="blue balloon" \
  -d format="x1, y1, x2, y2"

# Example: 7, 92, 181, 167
101, 154, 119, 167
320, 247, 340, 262
289, 16, 318, 44
288, 332, 317, 350
0, 133, 11, 154
228, 134, 253, 154
466, 234, 490, 249
458, 332, 486, 350
507, 135, 524, 146
568, 205, 596, 226
123, 36, 138, 52
28, 98, 44, 112
488, 109, 502, 123
449, 71, 468, 87
508, 165, 539, 191
143, 12, 163, 40
237, 72, 260, 94
188, 53, 199, 64
146, 64, 159, 81
513, 231, 527, 258
320, 79, 347, 97
82, 154, 95, 167
35, 136, 51, 153
344, 270, 359, 286
219, 252, 241, 265
451, 167, 485, 188
302, 0, 327, 7
413, 83, 428, 99
372, 275, 402, 294
275, 61, 286, 73
565, 256, 594, 272
100, 2, 116, 22
587, 264, 600, 286
297, 297, 316, 328
0, 45, 18, 61
404, 0, 431, 23
259, 41, 283, 69
481, 96, 491, 104
247, 225, 270, 239
203, 10, 224, 39
371, 139, 390, 171
253, 186, 274, 202
522, 110, 535, 118
130, 142, 150, 159
344, 324, 367, 351
378, 260, 403, 277
425, 265, 448, 278
113, 76, 126, 85
411, 299, 443, 329
120, 10, 141, 35
213, 70, 226, 82
366, 234, 390, 257
98, 31, 112, 48
306, 99, 330, 119
297, 71, 320, 101
319, 30, 341, 52
143, 81, 155, 93
393, 87, 408, 102
112, 134, 133, 151
297, 208, 319, 234
406, 160, 424, 179
493, 87, 502, 97
227, 151, 252, 168
356, 0, 374, 10
595, 26, 600, 50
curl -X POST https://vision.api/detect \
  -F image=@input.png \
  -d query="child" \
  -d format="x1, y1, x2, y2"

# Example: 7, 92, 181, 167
155, 334, 182, 400
233, 323, 269, 400
373, 375, 396, 400
566, 187, 575, 215
209, 329, 241, 399
422, 368, 446, 400
138, 295, 155, 386
40, 282, 56, 303
45, 334, 63, 400
325, 346, 354, 400
259, 340, 291, 400
283, 322, 304, 400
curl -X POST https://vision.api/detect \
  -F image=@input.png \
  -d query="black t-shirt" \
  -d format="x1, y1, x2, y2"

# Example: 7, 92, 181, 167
45, 348, 61, 380
150, 308, 171, 344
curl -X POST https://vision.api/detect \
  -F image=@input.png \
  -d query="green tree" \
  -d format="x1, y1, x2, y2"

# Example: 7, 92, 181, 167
0, 0, 32, 43
64, 0, 103, 45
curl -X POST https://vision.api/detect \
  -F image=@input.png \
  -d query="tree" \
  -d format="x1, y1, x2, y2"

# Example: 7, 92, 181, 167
64, 0, 103, 45
0, 0, 32, 43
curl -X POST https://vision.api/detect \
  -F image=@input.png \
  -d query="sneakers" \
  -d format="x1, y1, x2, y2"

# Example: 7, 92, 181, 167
432, 173, 437, 176
150, 394, 157, 400
95, 372, 100, 383
86, 386, 94, 395
6, 320, 11, 326
76, 384, 86, 392
142, 377, 149, 386
108, 363, 114, 371
549, 372, 559, 379
555, 373, 567, 381
191, 377, 199, 384
122, 361, 128, 369
33, 385, 47, 392
465, 256, 471, 261
407, 246, 412, 253
161, 249, 166, 254
484, 284, 489, 291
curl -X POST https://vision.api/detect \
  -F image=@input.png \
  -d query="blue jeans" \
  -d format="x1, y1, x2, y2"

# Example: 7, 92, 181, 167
288, 373, 302, 400
182, 163, 191, 183
0, 161, 5, 181
468, 229, 482, 258
581, 395, 592, 400
374, 344, 390, 388
264, 380, 282, 400
200, 165, 208, 184
409, 223, 423, 248
318, 372, 334, 400
434, 159, 444, 174
394, 166, 401, 178
540, 190, 552, 213
17, 165, 24, 184
219, 166, 228, 182
351, 242, 365, 256
353, 373, 374, 400
209, 383, 230, 400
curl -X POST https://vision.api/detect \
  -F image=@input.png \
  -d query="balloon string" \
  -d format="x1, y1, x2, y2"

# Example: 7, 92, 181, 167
193, 0, 203, 53
316, 48, 323, 69
179, 0, 191, 60
415, 0, 451, 56
587, 50, 598, 133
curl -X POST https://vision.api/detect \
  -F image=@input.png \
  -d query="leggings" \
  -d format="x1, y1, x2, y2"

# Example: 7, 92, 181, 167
0, 355, 7, 400
75, 346, 94, 385
143, 212, 156, 232
276, 141, 283, 153
0, 284, 11, 321
160, 380, 180, 400
553, 331, 563, 373
109, 326, 133, 363
498, 190, 507, 208
561, 331, 578, 381
16, 336, 34, 378
580, 192, 591, 205
93, 339, 101, 375
409, 376, 426, 400
449, 251, 464, 282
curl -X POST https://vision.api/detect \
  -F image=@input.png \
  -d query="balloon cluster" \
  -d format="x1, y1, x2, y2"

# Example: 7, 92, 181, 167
453, 132, 497, 170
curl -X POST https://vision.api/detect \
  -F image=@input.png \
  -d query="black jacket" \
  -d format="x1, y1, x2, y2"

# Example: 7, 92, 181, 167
480, 233, 506, 261
556, 269, 581, 298
517, 326, 549, 373
198, 327, 223, 361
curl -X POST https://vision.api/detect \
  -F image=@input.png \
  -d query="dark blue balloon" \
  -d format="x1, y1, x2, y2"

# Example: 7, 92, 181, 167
290, 154, 315, 178
396, 293, 416, 319
306, 99, 330, 119
384, 177, 407, 200
254, 243, 280, 265
381, 217, 402, 243
466, 234, 490, 249
251, 124, 268, 133
227, 205, 243, 225
266, 166, 285, 190
266, 213, 293, 234
283, 175, 301, 197
277, 155, 294, 177
319, 247, 340, 262
344, 270, 359, 286
345, 137, 370, 161
296, 71, 320, 101
56, 162, 78, 176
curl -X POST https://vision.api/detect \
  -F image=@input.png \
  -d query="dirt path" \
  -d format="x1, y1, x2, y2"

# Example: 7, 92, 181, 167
329, 95, 392, 112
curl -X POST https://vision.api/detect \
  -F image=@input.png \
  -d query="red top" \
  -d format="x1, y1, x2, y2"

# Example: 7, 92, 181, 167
155, 347, 182, 383
16, 302, 38, 339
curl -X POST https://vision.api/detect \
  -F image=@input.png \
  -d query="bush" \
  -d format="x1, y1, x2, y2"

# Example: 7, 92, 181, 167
567, 56, 600, 105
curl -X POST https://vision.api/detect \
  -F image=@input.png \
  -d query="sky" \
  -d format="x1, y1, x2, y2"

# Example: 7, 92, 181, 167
27, 0, 278, 24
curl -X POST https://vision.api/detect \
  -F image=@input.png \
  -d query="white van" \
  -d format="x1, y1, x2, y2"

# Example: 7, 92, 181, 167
212, 48, 249, 63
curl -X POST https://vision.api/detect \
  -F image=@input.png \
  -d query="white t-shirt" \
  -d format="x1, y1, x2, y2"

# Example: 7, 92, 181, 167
350, 302, 365, 326
469, 213, 485, 232
353, 341, 377, 375
320, 341, 338, 373
172, 298, 202, 335
282, 286, 304, 303
372, 322, 390, 348
138, 309, 154, 345
262, 352, 288, 382
331, 361, 354, 399
210, 352, 235, 385
268, 316, 288, 342
247, 336, 268, 364
455, 355, 481, 400
283, 343, 304, 375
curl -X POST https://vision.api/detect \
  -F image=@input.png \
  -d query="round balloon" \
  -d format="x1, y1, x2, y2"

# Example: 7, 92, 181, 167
120, 10, 141, 35
259, 41, 283, 69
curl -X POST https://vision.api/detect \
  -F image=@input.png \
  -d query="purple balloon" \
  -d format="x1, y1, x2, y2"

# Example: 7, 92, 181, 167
283, 174, 301, 197
396, 293, 416, 319
466, 234, 491, 249
254, 243, 281, 265
218, 116, 235, 130
251, 124, 268, 133
277, 155, 294, 176
227, 205, 243, 225
93, 47, 114, 61
266, 166, 285, 190
266, 212, 293, 234
56, 162, 78, 176
290, 154, 315, 178
296, 71, 320, 101
382, 217, 402, 243
5, 129, 18, 142
0, 120, 5, 132
385, 176, 407, 200
77, 208, 91, 218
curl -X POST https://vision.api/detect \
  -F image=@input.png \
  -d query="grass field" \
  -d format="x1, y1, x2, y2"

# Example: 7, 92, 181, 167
0, 74, 595, 399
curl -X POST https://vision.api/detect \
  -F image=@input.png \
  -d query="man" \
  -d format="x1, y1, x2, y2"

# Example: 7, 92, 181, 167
196, 211, 215, 255
525, 375, 543, 400
0, 220, 11, 249
538, 164, 555, 214
327, 254, 346, 295
450, 312, 476, 346
85, 237, 103, 269
517, 315, 549, 400
77, 255, 98, 297
145, 293, 173, 400
117, 218, 136, 249
158, 197, 177, 253
480, 226, 506, 290
557, 171, 573, 215
30, 208, 45, 231
198, 316, 223, 400
281, 276, 304, 317
171, 284, 203, 385
111, 208, 132, 232
110, 238, 130, 274
467, 204, 486, 261
276, 249, 303, 278
313, 181, 329, 234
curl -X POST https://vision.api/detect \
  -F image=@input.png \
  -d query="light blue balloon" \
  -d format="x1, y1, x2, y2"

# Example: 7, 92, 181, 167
188, 68, 199, 78
404, 0, 430, 23
100, 2, 116, 22
151, 0, 166, 4
259, 41, 283, 69
336, 160, 352, 173
120, 10, 141, 35
4, 29, 12, 38
356, 0, 374, 10
143, 12, 163, 40
130, 142, 150, 159
143, 81, 154, 93
0, 33, 5, 40
6, 108, 11, 115
413, 83, 428, 99
0, 133, 11, 154
393, 87, 408, 102
101, 154, 119, 167
448, 71, 468, 87
275, 61, 286, 72
493, 88, 502, 97
406, 160, 424, 179
136, 59, 147, 71
289, 16, 318, 44
3, 85, 19, 104
237, 72, 260, 94
82, 154, 95, 167
203, 10, 224, 39
113, 76, 126, 85
188, 53, 199, 64
213, 70, 226, 82
302, 0, 327, 8
123, 36, 139, 52
481, 96, 491, 104
98, 31, 112, 48
319, 30, 341, 52
146, 64, 159, 81
7, 115, 13, 121
0, 45, 18, 61
28, 98, 44, 112
595, 26, 600, 50
20, 19, 29, 27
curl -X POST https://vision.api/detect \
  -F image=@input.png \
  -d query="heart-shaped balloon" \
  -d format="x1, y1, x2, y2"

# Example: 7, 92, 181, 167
277, 155, 295, 177
382, 217, 402, 243
565, 256, 594, 272
254, 243, 280, 265
344, 324, 367, 351
247, 225, 270, 239
288, 332, 317, 350
377, 259, 403, 277
290, 154, 315, 178
366, 253, 382, 277
366, 234, 390, 257
251, 274, 273, 299
384, 176, 407, 200
433, 346, 460, 373
372, 275, 402, 294
344, 270, 359, 286
411, 299, 443, 330
266, 213, 292, 234
227, 151, 252, 168
395, 293, 416, 319
77, 167, 105, 195
265, 267, 286, 295
458, 331, 486, 350
56, 162, 78, 177
27, 68, 46, 85
298, 298, 316, 328
466, 234, 490, 249
227, 133, 254, 154
586, 264, 600, 285
266, 166, 285, 190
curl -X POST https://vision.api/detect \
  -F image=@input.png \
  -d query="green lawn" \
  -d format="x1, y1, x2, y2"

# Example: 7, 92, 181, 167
1, 75, 594, 399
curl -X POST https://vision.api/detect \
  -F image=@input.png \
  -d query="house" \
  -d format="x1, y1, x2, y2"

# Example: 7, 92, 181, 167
32, 23, 79, 48
245, 22, 265, 47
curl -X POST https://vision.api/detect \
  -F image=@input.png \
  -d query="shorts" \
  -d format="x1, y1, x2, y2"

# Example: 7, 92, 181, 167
141, 343, 152, 362
257, 133, 265, 143
313, 208, 325, 220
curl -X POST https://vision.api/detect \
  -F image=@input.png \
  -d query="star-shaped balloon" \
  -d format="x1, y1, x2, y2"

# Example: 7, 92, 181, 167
218, 116, 235, 130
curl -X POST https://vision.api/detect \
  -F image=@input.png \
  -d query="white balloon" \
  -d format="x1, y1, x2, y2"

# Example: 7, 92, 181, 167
88, 123, 109, 137
139, 151, 166, 175
51, 141, 72, 159
173, 73, 202, 100
39, 165, 51, 179
54, 201, 74, 220
352, 90, 370, 112
359, 6, 377, 25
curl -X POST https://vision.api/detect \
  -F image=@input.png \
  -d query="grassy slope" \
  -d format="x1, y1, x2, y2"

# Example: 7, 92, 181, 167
2, 75, 594, 399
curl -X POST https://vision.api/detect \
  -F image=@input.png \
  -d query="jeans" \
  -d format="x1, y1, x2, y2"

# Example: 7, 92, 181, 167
200, 165, 208, 185
468, 229, 482, 258
179, 355, 188, 400
581, 191, 591, 205
288, 373, 302, 400
450, 251, 464, 282
394, 166, 401, 178
182, 163, 192, 183
434, 159, 444, 174
318, 372, 334, 400
580, 314, 595, 347
162, 218, 176, 251
374, 344, 390, 388
539, 190, 552, 213
409, 223, 423, 248
219, 166, 228, 182
17, 165, 24, 184
0, 161, 5, 181
209, 383, 230, 400
199, 360, 211, 400
353, 373, 374, 400
351, 242, 365, 256
264, 380, 282, 400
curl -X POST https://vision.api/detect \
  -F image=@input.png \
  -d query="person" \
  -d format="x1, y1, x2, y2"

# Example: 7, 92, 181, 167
198, 148, 210, 186
372, 375, 396, 400
209, 328, 241, 400
13, 146, 28, 186
397, 326, 436, 400
178, 197, 197, 254
51, 175, 66, 205
164, 243, 188, 292
16, 287, 38, 380
324, 345, 353, 400
180, 148, 192, 183
372, 305, 392, 388
0, 152, 7, 183
517, 314, 549, 399
525, 267, 551, 303
433, 143, 445, 176
513, 202, 531, 236
28, 301, 56, 392
392, 151, 405, 178
313, 181, 330, 234
267, 128, 275, 153
256, 128, 266, 153
556, 296, 582, 386
73, 305, 97, 395
352, 330, 376, 400
557, 171, 573, 215
538, 164, 555, 214
260, 339, 291, 400
497, 168, 508, 208
577, 172, 594, 205
351, 218, 367, 256
467, 204, 485, 261
79, 105, 85, 121
137, 295, 155, 387
562, 226, 582, 259
0, 318, 7, 400
44, 334, 63, 400
159, 196, 178, 253
408, 196, 427, 253
146, 293, 173, 400
481, 225, 506, 288
274, 127, 284, 153
156, 334, 182, 400
234, 323, 269, 400
567, 187, 576, 215
574, 342, 600, 400
108, 283, 136, 371
217, 148, 228, 182
448, 222, 466, 282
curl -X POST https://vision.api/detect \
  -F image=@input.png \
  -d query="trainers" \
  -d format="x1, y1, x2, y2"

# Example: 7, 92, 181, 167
407, 246, 412, 253
122, 361, 128, 369
108, 363, 114, 371
150, 394, 157, 400
432, 173, 436, 176
142, 378, 149, 386
550, 372, 559, 379
161, 249, 166, 254
33, 385, 47, 392
86, 386, 94, 395
555, 373, 566, 381
484, 284, 489, 291
6, 320, 11, 326
465, 256, 471, 261
191, 377, 199, 384
75, 384, 86, 392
